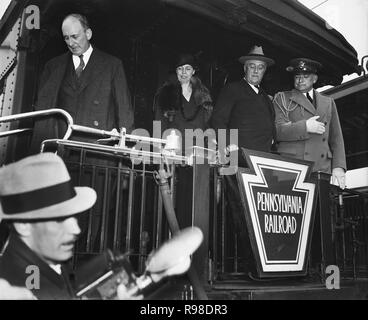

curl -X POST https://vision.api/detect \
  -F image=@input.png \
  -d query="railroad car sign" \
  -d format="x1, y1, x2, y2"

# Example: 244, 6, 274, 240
237, 149, 317, 277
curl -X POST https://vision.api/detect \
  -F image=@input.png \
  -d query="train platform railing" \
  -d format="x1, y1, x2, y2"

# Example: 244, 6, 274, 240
330, 185, 368, 279
209, 168, 368, 283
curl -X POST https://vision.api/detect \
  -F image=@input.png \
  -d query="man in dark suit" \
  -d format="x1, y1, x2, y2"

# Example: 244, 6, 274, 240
273, 58, 346, 189
210, 46, 276, 275
29, 14, 135, 252
30, 13, 134, 153
211, 45, 276, 165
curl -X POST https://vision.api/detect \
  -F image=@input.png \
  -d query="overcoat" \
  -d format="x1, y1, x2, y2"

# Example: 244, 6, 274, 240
273, 89, 346, 173
0, 234, 76, 300
211, 79, 276, 163
30, 48, 134, 153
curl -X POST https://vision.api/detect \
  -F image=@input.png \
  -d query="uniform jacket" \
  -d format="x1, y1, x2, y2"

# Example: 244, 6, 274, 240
273, 89, 346, 173
30, 48, 134, 153
0, 234, 76, 300
211, 79, 275, 154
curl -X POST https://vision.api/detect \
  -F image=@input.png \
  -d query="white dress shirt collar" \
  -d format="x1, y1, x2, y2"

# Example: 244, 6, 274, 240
244, 78, 260, 93
49, 264, 62, 275
303, 88, 314, 99
72, 44, 93, 70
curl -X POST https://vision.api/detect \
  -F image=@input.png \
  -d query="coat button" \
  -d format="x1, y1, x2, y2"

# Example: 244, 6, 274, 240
93, 120, 99, 127
321, 154, 324, 158
322, 138, 326, 142
93, 100, 99, 105
305, 152, 308, 156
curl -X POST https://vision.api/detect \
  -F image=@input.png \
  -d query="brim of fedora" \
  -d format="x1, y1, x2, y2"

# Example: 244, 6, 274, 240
0, 186, 97, 220
239, 55, 275, 66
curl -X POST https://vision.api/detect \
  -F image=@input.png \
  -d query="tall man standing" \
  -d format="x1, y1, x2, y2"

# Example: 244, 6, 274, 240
29, 14, 135, 251
211, 45, 276, 166
211, 46, 276, 273
273, 58, 346, 189
30, 13, 134, 152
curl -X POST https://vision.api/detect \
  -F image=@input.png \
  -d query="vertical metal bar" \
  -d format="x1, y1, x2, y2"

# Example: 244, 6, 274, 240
364, 199, 368, 275
77, 149, 84, 186
221, 175, 226, 274
138, 162, 147, 273
125, 168, 135, 253
152, 176, 158, 248
167, 164, 176, 241
86, 166, 96, 252
155, 177, 163, 250
191, 152, 196, 228
234, 233, 238, 273
212, 169, 219, 282
339, 193, 347, 270
99, 167, 110, 252
113, 162, 122, 251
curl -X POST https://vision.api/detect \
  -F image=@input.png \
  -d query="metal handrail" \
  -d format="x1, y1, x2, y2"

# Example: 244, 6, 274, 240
0, 108, 74, 139
41, 138, 188, 164
0, 108, 183, 158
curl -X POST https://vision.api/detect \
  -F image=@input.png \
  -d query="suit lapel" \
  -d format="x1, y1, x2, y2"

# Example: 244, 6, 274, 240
78, 49, 105, 92
258, 87, 275, 117
241, 79, 257, 96
5, 234, 67, 289
241, 80, 275, 119
65, 57, 79, 90
314, 90, 328, 122
50, 53, 74, 102
290, 89, 316, 115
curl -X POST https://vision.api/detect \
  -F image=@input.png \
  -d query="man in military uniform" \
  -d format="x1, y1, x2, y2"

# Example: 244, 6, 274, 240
273, 58, 346, 189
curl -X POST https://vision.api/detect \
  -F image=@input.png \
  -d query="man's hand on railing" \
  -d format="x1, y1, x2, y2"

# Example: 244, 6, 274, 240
332, 167, 346, 189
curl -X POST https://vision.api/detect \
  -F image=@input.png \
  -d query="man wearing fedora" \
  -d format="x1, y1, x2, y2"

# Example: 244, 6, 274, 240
0, 153, 147, 300
0, 153, 97, 299
210, 45, 276, 274
273, 58, 346, 189
211, 45, 276, 162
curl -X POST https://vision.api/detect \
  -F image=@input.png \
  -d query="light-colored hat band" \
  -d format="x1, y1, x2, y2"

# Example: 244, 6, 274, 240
1, 180, 76, 215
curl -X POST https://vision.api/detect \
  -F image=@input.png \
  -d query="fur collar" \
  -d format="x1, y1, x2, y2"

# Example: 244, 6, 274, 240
156, 77, 213, 113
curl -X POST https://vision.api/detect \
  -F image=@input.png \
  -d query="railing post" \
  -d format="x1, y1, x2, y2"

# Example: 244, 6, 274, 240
310, 171, 336, 280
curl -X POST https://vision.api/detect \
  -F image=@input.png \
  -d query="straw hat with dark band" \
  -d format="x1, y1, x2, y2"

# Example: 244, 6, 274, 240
0, 153, 96, 220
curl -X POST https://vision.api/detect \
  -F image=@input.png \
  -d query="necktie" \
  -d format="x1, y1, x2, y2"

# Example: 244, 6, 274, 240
255, 85, 260, 94
75, 55, 85, 78
306, 92, 313, 104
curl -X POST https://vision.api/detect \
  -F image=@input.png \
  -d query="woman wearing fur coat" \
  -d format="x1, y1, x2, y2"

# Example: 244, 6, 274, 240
154, 53, 213, 138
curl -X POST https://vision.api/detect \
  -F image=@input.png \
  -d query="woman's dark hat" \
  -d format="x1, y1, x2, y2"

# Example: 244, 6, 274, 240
174, 53, 198, 70
239, 45, 275, 66
286, 58, 322, 74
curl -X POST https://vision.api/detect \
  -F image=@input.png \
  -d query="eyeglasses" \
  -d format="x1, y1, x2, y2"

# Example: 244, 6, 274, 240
246, 63, 266, 72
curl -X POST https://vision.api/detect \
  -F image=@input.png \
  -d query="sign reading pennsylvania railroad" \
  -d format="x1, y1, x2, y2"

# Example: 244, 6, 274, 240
237, 149, 317, 277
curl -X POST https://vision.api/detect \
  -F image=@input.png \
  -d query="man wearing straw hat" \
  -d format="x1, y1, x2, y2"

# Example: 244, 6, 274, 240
0, 153, 146, 300
0, 153, 97, 299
